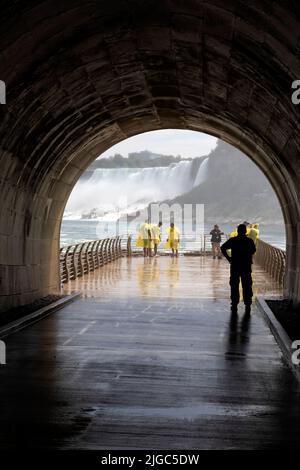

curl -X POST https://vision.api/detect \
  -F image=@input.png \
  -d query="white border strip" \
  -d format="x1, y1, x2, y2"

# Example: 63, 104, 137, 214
256, 296, 300, 384
0, 293, 81, 339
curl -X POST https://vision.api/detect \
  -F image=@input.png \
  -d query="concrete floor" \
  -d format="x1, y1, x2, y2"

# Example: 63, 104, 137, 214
1, 257, 299, 449
63, 255, 282, 300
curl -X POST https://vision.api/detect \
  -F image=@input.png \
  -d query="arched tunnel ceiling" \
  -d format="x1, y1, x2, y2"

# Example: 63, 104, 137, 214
1, 0, 300, 309
1, 0, 300, 193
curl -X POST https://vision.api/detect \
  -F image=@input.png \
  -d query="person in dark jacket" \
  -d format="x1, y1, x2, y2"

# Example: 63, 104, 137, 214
221, 224, 256, 315
210, 224, 224, 259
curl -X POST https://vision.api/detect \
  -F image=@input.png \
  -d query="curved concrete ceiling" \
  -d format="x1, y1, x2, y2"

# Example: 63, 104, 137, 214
1, 0, 300, 310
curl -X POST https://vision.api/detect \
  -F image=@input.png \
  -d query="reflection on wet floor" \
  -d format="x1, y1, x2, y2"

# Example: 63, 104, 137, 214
0, 256, 297, 450
63, 255, 282, 301
1, 294, 299, 449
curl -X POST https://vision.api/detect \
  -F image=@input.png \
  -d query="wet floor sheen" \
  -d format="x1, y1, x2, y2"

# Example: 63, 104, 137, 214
63, 256, 282, 300
0, 257, 299, 449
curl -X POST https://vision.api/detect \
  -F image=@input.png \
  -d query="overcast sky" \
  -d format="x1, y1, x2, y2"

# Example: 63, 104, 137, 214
99, 129, 218, 159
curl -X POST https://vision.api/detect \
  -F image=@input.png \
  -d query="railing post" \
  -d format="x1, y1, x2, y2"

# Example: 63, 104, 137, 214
68, 245, 76, 280
72, 244, 80, 279
118, 236, 122, 257
114, 237, 120, 260
111, 237, 117, 261
89, 240, 97, 272
108, 238, 113, 262
280, 251, 285, 285
127, 236, 132, 257
77, 243, 85, 277
64, 245, 72, 283
60, 247, 67, 284
117, 236, 121, 259
84, 242, 92, 274
103, 238, 110, 265
93, 240, 101, 269
115, 236, 120, 258
98, 239, 104, 266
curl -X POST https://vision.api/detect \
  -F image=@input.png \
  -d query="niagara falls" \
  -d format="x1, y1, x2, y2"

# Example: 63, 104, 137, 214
64, 157, 209, 221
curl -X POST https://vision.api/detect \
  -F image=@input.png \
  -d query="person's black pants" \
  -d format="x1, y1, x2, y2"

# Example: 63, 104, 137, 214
230, 266, 253, 306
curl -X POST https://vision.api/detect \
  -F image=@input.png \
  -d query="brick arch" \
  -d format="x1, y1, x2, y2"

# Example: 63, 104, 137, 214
1, 0, 300, 311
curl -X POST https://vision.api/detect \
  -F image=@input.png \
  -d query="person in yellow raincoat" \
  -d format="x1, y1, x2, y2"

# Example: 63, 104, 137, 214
247, 223, 259, 246
136, 220, 153, 257
231, 221, 250, 238
230, 227, 238, 238
165, 222, 180, 257
151, 221, 162, 257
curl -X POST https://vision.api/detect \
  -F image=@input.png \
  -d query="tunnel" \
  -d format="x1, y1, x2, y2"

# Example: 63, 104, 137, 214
1, 0, 300, 313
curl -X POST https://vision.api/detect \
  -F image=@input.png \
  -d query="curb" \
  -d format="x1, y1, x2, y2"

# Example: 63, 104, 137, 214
0, 292, 81, 339
256, 296, 300, 383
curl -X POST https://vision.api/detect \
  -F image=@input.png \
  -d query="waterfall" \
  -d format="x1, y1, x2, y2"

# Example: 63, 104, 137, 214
193, 157, 209, 187
64, 157, 209, 220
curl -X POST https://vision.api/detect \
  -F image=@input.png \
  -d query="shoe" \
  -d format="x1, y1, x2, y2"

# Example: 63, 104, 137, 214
231, 303, 238, 314
245, 305, 251, 315
218, 256, 222, 259
213, 256, 216, 259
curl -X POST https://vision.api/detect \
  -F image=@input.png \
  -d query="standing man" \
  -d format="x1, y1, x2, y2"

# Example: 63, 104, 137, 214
138, 220, 153, 257
165, 222, 180, 258
152, 221, 163, 257
210, 224, 224, 259
243, 221, 251, 237
221, 224, 256, 315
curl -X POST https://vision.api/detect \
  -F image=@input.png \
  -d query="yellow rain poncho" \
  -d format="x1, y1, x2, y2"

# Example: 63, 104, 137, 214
247, 223, 259, 246
165, 225, 180, 250
151, 224, 161, 245
136, 233, 144, 248
136, 222, 154, 248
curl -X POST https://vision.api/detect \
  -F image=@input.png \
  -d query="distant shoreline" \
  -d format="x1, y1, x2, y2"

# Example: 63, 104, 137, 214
205, 218, 284, 226
62, 217, 284, 226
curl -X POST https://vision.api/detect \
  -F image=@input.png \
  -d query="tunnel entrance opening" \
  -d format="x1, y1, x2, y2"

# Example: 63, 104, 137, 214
61, 129, 285, 249
59, 129, 286, 301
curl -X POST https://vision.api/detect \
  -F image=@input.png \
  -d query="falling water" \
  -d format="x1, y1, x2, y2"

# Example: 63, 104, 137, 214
64, 157, 209, 220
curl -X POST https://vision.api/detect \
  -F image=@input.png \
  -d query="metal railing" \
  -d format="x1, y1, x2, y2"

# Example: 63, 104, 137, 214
60, 236, 130, 284
255, 239, 286, 285
129, 233, 229, 254
202, 234, 229, 253
60, 235, 286, 287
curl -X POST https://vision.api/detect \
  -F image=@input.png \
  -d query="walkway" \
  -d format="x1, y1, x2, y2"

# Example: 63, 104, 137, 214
63, 256, 282, 299
1, 257, 300, 449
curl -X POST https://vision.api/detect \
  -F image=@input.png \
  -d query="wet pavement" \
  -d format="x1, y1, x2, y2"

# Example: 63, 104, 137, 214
0, 257, 299, 449
63, 255, 282, 300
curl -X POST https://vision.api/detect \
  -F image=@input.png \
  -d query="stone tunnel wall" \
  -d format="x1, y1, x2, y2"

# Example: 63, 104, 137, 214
1, 0, 300, 312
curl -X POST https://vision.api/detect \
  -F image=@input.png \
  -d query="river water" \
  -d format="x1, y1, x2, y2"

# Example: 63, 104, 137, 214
60, 220, 286, 251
